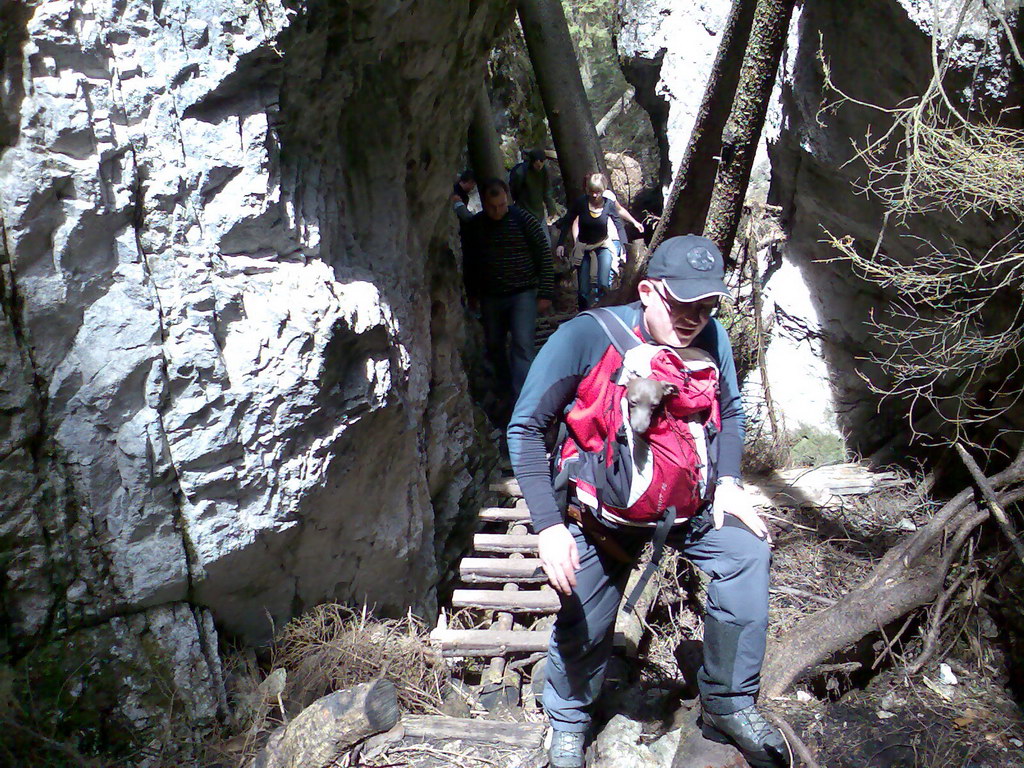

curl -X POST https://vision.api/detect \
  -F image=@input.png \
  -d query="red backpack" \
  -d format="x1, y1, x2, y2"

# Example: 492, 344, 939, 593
554, 309, 722, 526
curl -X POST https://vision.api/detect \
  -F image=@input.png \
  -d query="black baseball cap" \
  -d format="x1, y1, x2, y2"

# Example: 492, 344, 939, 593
647, 235, 730, 301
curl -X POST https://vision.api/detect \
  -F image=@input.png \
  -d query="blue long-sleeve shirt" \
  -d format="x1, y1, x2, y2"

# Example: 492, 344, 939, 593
507, 303, 745, 533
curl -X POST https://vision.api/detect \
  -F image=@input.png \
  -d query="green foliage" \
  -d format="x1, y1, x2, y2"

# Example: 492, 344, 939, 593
743, 422, 846, 475
0, 624, 214, 768
2, 639, 136, 767
561, 0, 627, 112
787, 423, 846, 468
490, 22, 548, 157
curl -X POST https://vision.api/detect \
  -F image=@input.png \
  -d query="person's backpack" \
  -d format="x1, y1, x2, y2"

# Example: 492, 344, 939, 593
508, 160, 529, 202
553, 308, 721, 526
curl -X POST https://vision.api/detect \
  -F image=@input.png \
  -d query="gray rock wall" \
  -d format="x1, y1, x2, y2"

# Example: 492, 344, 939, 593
1, 0, 507, 744
769, 0, 1022, 453
619, 0, 1021, 453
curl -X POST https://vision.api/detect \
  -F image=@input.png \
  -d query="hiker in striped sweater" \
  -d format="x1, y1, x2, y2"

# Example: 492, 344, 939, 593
461, 178, 555, 411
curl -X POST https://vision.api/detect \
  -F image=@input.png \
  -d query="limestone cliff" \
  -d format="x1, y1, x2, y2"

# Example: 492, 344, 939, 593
0, 0, 508, 750
618, 0, 1021, 453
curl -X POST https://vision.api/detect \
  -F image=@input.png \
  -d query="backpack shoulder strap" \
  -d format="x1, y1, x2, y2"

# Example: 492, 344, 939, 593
580, 308, 642, 357
509, 162, 526, 196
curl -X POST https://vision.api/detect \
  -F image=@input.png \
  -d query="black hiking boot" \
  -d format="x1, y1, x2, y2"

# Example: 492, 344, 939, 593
700, 705, 792, 768
547, 729, 585, 768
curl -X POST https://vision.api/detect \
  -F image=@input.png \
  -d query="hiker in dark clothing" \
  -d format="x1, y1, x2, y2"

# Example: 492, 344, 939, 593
557, 173, 624, 309
462, 178, 555, 404
508, 235, 791, 768
509, 148, 559, 229
451, 169, 477, 224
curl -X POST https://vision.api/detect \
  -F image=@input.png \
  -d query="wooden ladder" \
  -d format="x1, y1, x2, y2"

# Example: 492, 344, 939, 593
431, 477, 649, 664
431, 477, 554, 674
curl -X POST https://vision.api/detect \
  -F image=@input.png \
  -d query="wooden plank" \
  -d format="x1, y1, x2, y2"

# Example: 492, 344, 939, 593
403, 715, 546, 748
489, 477, 522, 497
432, 627, 628, 656
452, 589, 561, 614
478, 506, 530, 523
460, 557, 547, 584
430, 629, 551, 656
473, 533, 539, 554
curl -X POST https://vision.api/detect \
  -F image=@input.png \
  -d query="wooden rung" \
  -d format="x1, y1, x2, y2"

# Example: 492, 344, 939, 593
489, 477, 522, 497
473, 533, 539, 554
430, 629, 550, 656
403, 715, 546, 748
478, 506, 530, 523
430, 628, 630, 656
452, 589, 560, 614
460, 557, 547, 584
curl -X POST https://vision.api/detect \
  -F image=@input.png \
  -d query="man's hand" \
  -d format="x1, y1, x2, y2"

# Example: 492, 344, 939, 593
713, 479, 771, 542
555, 245, 565, 258
537, 298, 553, 315
538, 524, 580, 595
634, 221, 645, 234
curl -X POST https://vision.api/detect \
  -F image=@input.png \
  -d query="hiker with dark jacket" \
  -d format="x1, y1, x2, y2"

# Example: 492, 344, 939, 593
507, 235, 790, 768
451, 169, 477, 224
462, 178, 555, 404
509, 148, 558, 228
557, 173, 624, 308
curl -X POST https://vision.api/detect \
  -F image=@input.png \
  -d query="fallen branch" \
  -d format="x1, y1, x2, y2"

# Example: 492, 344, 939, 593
955, 442, 1024, 567
760, 447, 1024, 697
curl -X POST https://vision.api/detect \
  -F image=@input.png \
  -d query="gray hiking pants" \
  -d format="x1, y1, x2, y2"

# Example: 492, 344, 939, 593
543, 511, 771, 732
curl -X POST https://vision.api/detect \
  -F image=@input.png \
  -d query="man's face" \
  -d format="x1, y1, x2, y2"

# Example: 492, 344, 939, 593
484, 189, 509, 220
531, 158, 545, 172
638, 279, 719, 348
462, 179, 476, 192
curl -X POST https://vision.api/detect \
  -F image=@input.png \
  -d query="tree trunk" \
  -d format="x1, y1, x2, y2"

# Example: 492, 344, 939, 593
518, 0, 607, 202
703, 0, 796, 261
467, 80, 506, 182
252, 679, 400, 768
649, 0, 758, 251
761, 447, 1024, 697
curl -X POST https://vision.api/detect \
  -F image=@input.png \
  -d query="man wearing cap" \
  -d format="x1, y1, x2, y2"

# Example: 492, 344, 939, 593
507, 235, 789, 768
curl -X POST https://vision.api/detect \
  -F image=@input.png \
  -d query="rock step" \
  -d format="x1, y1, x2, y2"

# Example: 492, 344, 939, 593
473, 533, 539, 554
451, 588, 560, 614
459, 557, 547, 584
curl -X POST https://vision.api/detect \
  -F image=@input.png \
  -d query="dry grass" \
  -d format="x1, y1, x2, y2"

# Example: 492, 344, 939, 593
273, 604, 448, 715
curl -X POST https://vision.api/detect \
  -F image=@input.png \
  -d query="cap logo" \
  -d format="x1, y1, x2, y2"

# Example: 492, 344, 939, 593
687, 247, 716, 271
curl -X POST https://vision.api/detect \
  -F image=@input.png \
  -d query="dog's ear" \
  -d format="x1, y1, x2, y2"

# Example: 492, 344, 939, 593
662, 382, 679, 397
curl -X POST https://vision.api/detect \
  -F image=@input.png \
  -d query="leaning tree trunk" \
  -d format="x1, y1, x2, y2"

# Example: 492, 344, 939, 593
518, 0, 607, 202
761, 447, 1024, 697
703, 0, 796, 262
467, 80, 507, 183
649, 0, 758, 251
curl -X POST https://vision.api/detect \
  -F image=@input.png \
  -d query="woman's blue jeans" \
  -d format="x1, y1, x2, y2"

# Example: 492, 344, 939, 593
577, 245, 614, 308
